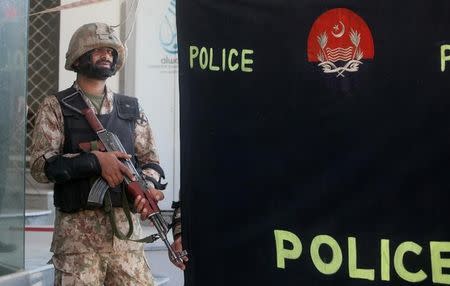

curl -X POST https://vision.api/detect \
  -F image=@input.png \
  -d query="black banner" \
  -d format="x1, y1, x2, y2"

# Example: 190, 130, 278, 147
177, 1, 450, 285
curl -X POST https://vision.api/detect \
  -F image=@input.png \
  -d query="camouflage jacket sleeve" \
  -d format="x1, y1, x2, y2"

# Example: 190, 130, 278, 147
172, 205, 182, 238
134, 104, 163, 188
29, 95, 64, 183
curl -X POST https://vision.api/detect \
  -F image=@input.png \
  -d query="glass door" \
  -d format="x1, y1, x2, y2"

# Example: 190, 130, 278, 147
0, 0, 28, 276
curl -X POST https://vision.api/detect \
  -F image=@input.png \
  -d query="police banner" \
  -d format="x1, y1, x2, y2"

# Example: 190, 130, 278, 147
177, 1, 450, 285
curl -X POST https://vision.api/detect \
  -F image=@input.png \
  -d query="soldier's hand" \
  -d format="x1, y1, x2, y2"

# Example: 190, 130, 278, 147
150, 188, 164, 202
134, 189, 164, 220
91, 151, 134, 187
170, 236, 188, 270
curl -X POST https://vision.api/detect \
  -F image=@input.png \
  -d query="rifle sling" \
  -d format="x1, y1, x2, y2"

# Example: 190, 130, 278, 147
104, 186, 158, 243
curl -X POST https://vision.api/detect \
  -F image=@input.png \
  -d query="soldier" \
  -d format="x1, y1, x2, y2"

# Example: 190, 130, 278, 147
30, 22, 169, 285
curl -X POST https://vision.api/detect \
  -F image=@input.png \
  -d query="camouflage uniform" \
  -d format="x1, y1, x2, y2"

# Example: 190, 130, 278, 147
30, 82, 159, 285
172, 205, 182, 239
52, 209, 153, 286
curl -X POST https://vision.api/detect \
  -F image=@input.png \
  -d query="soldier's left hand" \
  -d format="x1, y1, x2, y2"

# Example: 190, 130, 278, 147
170, 236, 188, 270
134, 189, 164, 220
150, 188, 164, 202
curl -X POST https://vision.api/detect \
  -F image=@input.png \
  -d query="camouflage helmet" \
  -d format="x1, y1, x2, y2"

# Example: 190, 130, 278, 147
65, 22, 126, 71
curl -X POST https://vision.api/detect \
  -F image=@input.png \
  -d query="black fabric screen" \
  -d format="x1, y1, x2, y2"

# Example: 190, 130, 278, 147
177, 1, 450, 285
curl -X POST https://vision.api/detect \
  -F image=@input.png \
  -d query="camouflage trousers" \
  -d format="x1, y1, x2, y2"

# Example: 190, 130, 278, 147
51, 208, 154, 285
53, 250, 154, 286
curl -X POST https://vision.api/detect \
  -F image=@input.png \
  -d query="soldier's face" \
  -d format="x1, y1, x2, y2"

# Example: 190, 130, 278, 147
91, 47, 114, 69
74, 47, 118, 80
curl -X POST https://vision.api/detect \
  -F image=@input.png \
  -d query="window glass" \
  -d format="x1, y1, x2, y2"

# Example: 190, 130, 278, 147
0, 0, 28, 275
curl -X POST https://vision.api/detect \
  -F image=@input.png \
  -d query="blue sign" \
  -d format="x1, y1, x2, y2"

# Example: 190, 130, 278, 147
159, 0, 177, 55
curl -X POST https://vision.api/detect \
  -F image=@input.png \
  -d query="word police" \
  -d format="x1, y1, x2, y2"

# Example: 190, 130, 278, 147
275, 229, 450, 284
189, 45, 254, 72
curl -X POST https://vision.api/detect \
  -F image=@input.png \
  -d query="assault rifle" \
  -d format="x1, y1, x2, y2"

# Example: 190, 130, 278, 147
80, 107, 187, 264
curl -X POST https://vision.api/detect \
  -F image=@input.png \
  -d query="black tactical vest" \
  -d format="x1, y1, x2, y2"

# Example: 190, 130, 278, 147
54, 87, 139, 212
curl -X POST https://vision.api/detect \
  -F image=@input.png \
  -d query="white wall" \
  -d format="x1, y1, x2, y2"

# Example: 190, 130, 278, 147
125, 0, 180, 209
58, 0, 122, 90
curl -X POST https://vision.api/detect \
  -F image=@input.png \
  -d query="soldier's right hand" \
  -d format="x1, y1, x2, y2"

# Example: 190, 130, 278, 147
91, 151, 135, 187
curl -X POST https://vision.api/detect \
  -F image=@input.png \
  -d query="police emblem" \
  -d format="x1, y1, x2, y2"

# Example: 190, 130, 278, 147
307, 8, 374, 77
